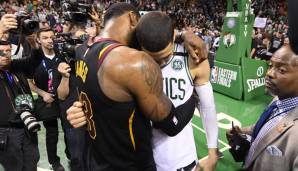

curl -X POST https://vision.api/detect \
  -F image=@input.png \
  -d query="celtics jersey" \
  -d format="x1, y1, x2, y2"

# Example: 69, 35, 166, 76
152, 44, 197, 171
162, 44, 194, 106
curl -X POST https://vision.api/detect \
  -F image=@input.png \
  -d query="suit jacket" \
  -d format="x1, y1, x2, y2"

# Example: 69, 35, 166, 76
244, 107, 298, 171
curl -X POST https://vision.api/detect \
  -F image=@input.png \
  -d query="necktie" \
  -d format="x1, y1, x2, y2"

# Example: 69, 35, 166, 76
252, 101, 278, 140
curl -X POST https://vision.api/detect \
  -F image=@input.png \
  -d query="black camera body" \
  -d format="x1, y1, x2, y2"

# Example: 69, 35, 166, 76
54, 32, 87, 63
62, 0, 92, 24
14, 94, 41, 133
10, 12, 39, 35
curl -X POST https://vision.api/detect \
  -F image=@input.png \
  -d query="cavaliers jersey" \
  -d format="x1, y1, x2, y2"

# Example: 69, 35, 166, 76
75, 39, 155, 170
152, 44, 197, 171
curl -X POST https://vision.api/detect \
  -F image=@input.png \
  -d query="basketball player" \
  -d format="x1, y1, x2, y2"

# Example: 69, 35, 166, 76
135, 12, 218, 171
66, 3, 201, 170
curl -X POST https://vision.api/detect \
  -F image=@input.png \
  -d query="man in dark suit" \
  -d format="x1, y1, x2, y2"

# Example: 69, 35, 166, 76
227, 46, 298, 171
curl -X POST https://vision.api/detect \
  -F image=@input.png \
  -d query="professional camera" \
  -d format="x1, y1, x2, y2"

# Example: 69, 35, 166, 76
10, 12, 39, 35
54, 32, 87, 63
14, 94, 41, 132
62, 0, 92, 24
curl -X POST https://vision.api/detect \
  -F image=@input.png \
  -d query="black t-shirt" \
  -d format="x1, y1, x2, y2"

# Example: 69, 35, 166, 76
29, 54, 62, 119
30, 54, 62, 96
269, 37, 282, 53
0, 74, 14, 126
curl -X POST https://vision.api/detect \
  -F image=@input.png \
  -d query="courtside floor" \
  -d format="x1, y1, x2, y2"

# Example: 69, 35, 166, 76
30, 92, 272, 171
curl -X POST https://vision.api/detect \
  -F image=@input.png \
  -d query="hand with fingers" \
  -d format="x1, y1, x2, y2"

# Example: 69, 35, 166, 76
226, 123, 245, 148
88, 6, 101, 36
88, 6, 101, 25
0, 14, 17, 34
42, 92, 55, 104
67, 101, 87, 128
199, 155, 218, 171
198, 148, 218, 171
182, 28, 208, 64
58, 62, 71, 78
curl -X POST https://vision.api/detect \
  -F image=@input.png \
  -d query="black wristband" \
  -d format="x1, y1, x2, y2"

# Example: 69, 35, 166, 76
153, 96, 196, 136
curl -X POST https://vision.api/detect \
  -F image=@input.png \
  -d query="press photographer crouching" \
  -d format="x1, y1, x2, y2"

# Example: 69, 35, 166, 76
0, 14, 42, 171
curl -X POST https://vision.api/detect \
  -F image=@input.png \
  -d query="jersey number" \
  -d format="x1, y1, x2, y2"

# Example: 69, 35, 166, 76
80, 92, 96, 139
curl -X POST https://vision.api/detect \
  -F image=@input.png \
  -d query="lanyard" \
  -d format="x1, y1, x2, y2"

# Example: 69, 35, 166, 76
42, 59, 53, 79
42, 59, 48, 71
1, 71, 26, 99
4, 71, 14, 86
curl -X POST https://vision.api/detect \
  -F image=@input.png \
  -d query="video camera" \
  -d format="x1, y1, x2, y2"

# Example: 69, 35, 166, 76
54, 32, 88, 63
62, 0, 92, 24
10, 12, 39, 35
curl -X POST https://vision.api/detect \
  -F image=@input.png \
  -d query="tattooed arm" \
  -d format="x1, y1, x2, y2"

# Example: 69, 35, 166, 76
124, 51, 196, 136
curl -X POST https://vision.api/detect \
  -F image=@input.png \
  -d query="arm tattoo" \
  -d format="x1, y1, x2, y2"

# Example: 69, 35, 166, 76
140, 55, 162, 95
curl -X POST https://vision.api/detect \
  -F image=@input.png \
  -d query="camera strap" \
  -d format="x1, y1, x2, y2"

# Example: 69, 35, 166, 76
0, 71, 17, 113
14, 25, 25, 56
41, 59, 55, 94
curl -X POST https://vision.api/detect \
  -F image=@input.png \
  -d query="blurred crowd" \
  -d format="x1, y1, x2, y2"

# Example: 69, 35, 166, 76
0, 0, 288, 59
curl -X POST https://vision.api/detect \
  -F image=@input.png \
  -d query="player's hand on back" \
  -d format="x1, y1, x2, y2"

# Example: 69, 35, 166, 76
183, 28, 208, 64
67, 101, 87, 128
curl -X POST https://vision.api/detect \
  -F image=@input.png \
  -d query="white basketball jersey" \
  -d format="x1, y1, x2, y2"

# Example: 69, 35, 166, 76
152, 44, 197, 171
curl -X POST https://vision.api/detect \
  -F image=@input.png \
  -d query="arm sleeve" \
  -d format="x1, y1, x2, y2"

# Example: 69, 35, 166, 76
10, 48, 44, 76
153, 96, 196, 137
195, 81, 218, 148
288, 0, 298, 54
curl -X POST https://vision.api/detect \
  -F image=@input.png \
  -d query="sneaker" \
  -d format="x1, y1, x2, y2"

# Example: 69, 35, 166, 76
52, 162, 65, 171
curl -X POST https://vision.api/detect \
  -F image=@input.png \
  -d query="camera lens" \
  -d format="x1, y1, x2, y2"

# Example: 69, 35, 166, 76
20, 111, 41, 132
23, 19, 39, 35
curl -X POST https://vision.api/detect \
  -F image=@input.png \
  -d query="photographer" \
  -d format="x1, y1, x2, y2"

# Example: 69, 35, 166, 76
62, 4, 101, 45
0, 14, 42, 171
27, 27, 65, 171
